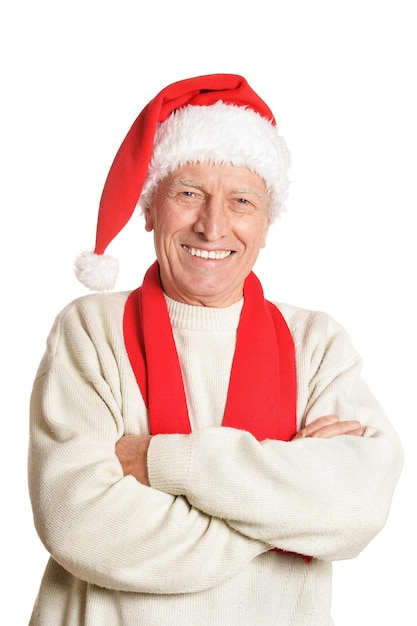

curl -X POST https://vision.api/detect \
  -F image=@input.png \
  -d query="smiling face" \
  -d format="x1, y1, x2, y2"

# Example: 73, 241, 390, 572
144, 162, 270, 307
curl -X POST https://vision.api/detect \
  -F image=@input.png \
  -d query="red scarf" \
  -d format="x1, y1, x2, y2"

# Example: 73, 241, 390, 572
123, 261, 297, 440
123, 262, 311, 562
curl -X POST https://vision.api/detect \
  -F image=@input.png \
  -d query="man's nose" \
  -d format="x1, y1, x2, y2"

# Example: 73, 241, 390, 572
193, 197, 229, 240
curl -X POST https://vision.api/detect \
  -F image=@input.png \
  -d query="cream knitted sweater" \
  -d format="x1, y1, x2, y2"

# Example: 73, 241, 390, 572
28, 291, 403, 625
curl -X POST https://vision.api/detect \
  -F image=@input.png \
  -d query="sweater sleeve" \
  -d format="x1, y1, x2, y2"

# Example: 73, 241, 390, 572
28, 296, 269, 595
147, 307, 403, 561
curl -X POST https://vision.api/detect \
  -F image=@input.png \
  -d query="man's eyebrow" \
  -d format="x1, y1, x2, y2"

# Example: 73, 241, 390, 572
171, 178, 204, 189
231, 187, 265, 199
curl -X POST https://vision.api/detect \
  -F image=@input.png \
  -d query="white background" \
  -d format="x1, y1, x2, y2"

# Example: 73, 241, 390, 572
2, 1, 415, 623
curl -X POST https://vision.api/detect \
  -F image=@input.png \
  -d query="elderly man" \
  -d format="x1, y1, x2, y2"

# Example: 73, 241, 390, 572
28, 74, 403, 625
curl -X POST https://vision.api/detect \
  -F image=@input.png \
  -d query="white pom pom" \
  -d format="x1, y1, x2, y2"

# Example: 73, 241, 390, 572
74, 250, 120, 291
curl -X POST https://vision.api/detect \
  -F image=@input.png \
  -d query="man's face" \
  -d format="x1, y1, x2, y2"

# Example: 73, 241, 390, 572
145, 161, 270, 307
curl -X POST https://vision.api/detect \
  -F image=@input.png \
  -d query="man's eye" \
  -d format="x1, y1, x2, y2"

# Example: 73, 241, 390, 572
174, 190, 203, 206
230, 197, 256, 213
176, 189, 200, 199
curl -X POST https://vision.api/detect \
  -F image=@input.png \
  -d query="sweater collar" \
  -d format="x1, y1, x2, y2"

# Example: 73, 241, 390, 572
164, 293, 243, 332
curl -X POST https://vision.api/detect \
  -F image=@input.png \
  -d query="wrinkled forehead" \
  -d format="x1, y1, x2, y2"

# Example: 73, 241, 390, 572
160, 161, 269, 195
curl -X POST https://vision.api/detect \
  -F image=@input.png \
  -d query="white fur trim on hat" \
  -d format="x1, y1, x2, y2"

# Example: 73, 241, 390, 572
138, 101, 290, 222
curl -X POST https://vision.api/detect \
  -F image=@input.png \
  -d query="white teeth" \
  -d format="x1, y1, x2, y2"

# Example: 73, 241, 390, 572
184, 246, 232, 260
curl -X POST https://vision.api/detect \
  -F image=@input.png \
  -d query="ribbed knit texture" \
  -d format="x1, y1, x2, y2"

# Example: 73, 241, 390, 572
28, 292, 403, 625
165, 294, 243, 430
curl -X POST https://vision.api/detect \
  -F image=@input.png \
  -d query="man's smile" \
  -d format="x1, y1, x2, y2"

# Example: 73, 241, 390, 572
182, 245, 233, 260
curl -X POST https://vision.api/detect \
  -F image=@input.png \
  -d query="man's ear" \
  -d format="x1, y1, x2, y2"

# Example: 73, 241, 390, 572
144, 207, 154, 232
260, 218, 270, 249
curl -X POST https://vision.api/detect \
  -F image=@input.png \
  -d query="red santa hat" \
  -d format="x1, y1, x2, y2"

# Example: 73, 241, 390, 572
74, 74, 290, 291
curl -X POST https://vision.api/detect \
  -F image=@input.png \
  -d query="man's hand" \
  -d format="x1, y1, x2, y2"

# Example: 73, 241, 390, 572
115, 434, 152, 486
292, 415, 365, 440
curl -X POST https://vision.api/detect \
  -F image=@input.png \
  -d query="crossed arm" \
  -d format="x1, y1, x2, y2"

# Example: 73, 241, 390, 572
29, 298, 403, 594
115, 415, 366, 486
